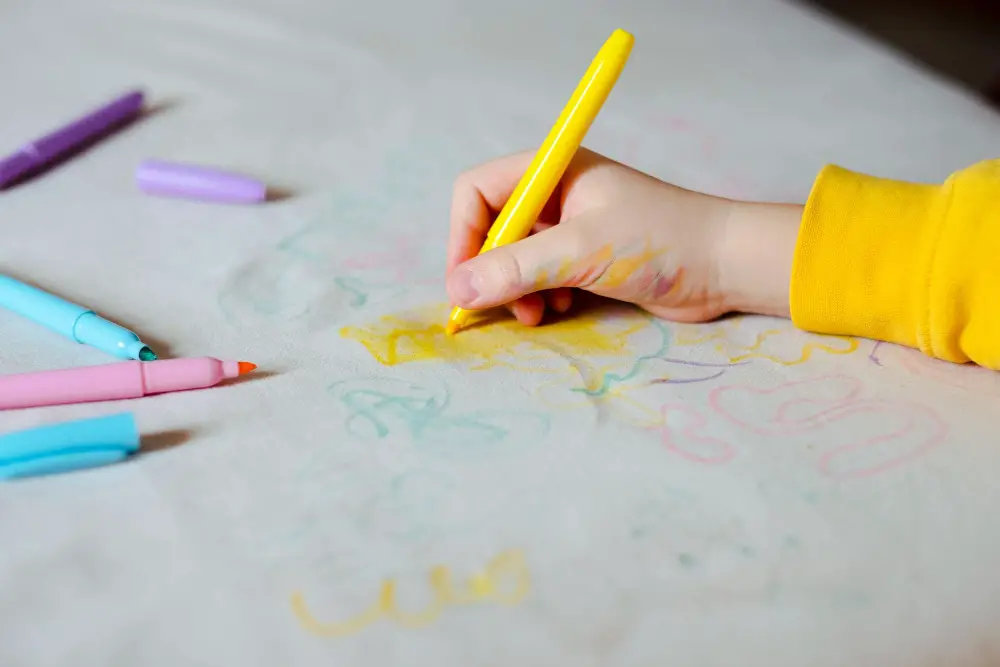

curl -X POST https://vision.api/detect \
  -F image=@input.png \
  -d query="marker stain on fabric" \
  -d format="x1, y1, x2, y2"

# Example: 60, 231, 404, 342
291, 550, 530, 637
341, 302, 648, 370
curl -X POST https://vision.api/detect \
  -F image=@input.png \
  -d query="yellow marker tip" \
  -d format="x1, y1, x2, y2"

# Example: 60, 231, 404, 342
446, 306, 468, 335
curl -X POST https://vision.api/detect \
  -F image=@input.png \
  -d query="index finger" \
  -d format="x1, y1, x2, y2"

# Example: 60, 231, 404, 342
447, 151, 537, 274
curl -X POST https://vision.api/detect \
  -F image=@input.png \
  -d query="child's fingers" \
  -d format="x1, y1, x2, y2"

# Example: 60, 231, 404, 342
505, 290, 568, 327
509, 293, 546, 326
447, 218, 590, 310
547, 288, 573, 314
447, 151, 538, 272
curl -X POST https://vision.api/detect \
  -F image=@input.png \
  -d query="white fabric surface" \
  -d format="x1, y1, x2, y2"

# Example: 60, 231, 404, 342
2, 0, 1000, 665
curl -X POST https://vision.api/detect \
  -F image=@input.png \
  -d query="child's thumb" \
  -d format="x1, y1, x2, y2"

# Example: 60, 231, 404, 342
447, 222, 586, 310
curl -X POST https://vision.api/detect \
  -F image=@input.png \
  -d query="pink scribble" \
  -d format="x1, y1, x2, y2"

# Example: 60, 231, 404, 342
660, 404, 736, 465
874, 343, 1000, 397
706, 375, 948, 479
817, 402, 948, 479
708, 375, 863, 436
342, 234, 438, 286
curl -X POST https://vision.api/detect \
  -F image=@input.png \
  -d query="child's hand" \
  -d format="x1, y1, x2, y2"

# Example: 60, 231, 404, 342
446, 148, 801, 325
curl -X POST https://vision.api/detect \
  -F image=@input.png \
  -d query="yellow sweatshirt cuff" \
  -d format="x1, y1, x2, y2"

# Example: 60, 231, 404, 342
791, 160, 1000, 368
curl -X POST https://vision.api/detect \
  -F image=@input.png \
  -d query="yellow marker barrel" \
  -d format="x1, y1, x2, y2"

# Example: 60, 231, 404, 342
447, 29, 634, 334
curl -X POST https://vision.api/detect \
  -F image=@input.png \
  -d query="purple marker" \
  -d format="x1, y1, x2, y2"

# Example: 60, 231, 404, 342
136, 159, 267, 204
0, 90, 145, 189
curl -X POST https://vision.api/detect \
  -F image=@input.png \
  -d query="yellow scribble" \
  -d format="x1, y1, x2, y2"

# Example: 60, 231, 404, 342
340, 302, 648, 371
729, 330, 858, 365
674, 321, 858, 366
291, 550, 530, 637
537, 379, 664, 428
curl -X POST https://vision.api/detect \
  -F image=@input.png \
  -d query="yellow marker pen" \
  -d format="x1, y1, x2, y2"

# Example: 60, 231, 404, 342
446, 28, 635, 335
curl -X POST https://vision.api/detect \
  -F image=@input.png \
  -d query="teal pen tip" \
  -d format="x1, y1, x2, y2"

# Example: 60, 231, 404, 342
138, 347, 158, 362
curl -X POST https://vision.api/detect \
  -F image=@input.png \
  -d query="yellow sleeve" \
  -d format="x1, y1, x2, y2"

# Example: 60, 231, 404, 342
790, 159, 1000, 369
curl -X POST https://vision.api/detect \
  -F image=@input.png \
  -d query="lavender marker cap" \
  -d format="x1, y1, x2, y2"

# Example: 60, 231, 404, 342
136, 159, 267, 204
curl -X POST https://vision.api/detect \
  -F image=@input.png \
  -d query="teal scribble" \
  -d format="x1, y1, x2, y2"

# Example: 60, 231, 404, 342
677, 553, 697, 568
383, 469, 484, 542
270, 467, 490, 549
218, 135, 460, 328
630, 486, 698, 540
333, 277, 369, 308
568, 318, 742, 397
572, 317, 672, 397
332, 276, 411, 309
328, 378, 550, 456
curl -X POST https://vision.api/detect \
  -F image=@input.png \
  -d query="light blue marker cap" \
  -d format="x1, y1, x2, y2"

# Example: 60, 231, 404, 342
0, 412, 139, 481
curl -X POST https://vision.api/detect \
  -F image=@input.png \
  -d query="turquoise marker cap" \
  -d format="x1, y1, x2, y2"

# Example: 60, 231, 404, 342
0, 412, 140, 481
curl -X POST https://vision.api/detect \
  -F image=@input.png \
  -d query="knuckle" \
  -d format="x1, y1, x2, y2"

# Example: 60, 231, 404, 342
452, 171, 470, 192
491, 249, 526, 290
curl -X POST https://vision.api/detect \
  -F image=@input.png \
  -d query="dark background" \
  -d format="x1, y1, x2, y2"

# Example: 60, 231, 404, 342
803, 0, 1000, 108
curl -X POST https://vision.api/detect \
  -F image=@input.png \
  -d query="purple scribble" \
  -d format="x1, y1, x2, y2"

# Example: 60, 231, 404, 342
652, 369, 727, 385
659, 357, 748, 368
648, 357, 747, 385
869, 341, 884, 367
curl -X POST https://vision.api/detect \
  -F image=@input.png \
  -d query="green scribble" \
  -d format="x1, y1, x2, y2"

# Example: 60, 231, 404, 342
630, 487, 698, 540
565, 317, 743, 397
218, 135, 460, 326
332, 277, 369, 308
566, 317, 733, 398
331, 276, 410, 309
384, 469, 481, 541
677, 553, 697, 568
569, 317, 671, 397
328, 378, 549, 454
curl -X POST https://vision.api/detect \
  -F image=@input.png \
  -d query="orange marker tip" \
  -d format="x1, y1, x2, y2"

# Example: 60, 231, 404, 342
237, 361, 258, 375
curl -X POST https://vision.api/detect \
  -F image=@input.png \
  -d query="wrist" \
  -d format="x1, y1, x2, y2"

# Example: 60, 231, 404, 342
717, 199, 802, 318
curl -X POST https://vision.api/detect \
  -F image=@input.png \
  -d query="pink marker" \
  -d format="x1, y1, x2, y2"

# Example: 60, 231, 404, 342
0, 358, 257, 410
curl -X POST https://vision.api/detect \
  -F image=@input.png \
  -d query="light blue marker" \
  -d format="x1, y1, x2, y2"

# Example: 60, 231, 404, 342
0, 412, 140, 481
0, 275, 157, 360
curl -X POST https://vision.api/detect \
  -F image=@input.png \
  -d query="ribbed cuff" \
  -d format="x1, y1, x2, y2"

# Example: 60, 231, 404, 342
790, 164, 941, 352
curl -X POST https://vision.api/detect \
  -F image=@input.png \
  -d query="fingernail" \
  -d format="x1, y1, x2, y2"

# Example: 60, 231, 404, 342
449, 267, 480, 306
